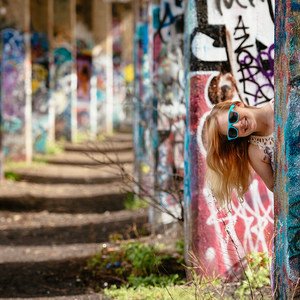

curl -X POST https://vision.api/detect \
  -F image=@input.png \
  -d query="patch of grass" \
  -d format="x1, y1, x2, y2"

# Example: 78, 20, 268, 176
97, 134, 106, 142
75, 132, 92, 143
124, 193, 149, 210
4, 160, 46, 171
4, 171, 20, 181
104, 284, 196, 300
45, 142, 63, 155
86, 241, 185, 290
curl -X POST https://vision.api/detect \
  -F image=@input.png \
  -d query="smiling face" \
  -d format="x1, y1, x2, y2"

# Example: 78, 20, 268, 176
216, 102, 256, 139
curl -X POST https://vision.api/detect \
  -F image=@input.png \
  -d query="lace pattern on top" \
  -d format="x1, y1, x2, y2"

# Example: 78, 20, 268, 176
249, 133, 275, 151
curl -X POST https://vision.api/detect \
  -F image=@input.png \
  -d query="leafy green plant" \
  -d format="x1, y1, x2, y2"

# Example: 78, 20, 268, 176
123, 192, 149, 210
108, 233, 124, 243
4, 171, 20, 181
175, 238, 184, 256
175, 238, 185, 265
87, 241, 185, 289
122, 241, 171, 276
235, 251, 271, 298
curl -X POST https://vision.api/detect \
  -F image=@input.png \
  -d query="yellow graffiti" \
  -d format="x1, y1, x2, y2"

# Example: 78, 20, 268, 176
32, 64, 48, 93
124, 64, 134, 83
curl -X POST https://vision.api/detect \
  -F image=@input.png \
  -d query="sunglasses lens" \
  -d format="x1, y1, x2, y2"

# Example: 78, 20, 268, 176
228, 127, 238, 139
229, 111, 238, 123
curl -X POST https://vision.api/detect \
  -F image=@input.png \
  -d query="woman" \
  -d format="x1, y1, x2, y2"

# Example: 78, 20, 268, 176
205, 99, 275, 208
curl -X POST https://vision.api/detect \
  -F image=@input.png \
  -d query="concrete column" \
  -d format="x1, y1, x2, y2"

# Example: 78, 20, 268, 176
76, 0, 93, 139
184, 0, 274, 277
119, 3, 134, 129
1, 0, 32, 162
30, 0, 52, 153
132, 0, 142, 204
47, 0, 55, 145
112, 3, 134, 130
52, 0, 77, 142
92, 0, 113, 135
133, 0, 159, 232
151, 0, 185, 232
274, 1, 300, 298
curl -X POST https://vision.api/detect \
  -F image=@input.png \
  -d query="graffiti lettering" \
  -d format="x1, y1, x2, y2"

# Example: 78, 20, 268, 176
155, 1, 184, 43
216, 0, 264, 16
234, 16, 274, 104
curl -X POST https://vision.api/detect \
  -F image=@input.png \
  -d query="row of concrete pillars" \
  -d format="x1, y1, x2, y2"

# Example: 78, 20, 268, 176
0, 0, 134, 163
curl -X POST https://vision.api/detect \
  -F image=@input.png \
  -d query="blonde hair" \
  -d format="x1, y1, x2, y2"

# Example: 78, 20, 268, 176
205, 100, 252, 208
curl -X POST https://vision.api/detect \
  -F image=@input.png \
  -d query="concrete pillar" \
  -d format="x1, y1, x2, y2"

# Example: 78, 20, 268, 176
30, 0, 52, 153
47, 0, 55, 145
92, 0, 113, 135
52, 0, 77, 142
120, 3, 134, 129
112, 3, 134, 130
133, 0, 142, 204
133, 0, 157, 232
274, 1, 300, 298
184, 0, 274, 277
76, 0, 93, 139
1, 0, 32, 162
151, 0, 185, 231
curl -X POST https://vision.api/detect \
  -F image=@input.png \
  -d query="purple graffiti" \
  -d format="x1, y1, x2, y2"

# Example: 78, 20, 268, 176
234, 16, 274, 104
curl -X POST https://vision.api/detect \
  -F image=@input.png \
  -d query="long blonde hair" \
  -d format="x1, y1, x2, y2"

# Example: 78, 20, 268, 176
205, 100, 252, 208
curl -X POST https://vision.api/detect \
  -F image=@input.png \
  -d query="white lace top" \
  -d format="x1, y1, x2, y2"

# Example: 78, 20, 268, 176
249, 99, 275, 169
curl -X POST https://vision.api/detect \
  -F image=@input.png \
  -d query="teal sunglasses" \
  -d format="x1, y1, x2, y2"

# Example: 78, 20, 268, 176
227, 104, 239, 140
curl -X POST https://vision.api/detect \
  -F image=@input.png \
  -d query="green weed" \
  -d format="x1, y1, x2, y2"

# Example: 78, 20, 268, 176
124, 192, 149, 210
235, 251, 271, 298
87, 241, 185, 290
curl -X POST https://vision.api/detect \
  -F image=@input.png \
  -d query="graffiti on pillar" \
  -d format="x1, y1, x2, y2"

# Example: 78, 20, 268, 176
53, 46, 73, 140
185, 0, 275, 276
76, 54, 92, 135
93, 54, 107, 134
137, 14, 155, 199
274, 0, 300, 297
112, 18, 126, 129
1, 29, 26, 159
153, 0, 185, 223
31, 32, 49, 153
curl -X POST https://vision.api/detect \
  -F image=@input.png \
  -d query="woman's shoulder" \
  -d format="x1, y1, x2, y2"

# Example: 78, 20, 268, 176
248, 142, 271, 164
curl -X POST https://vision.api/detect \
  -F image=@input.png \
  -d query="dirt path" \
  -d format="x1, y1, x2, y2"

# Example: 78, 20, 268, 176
0, 132, 148, 299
